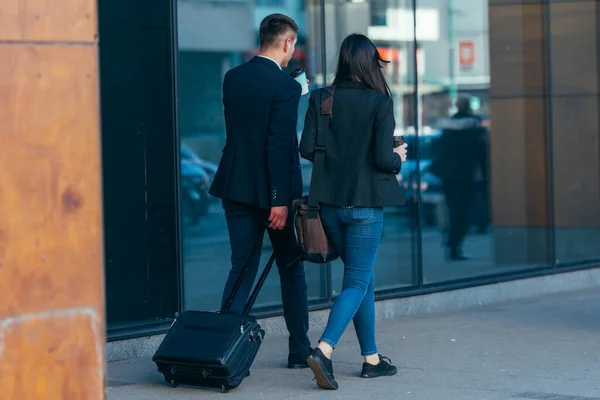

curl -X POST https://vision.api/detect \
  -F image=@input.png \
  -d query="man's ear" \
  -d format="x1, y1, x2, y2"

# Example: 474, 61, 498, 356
283, 38, 292, 53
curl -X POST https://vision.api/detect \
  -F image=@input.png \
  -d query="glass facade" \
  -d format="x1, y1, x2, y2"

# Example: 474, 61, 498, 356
548, 1, 600, 265
100, 0, 600, 338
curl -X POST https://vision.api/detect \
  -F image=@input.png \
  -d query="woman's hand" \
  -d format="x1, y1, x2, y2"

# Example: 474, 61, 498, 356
394, 143, 408, 163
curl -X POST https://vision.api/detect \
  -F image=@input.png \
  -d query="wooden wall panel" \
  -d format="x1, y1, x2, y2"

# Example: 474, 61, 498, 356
549, 1, 600, 229
489, 4, 546, 98
489, 0, 600, 264
489, 97, 549, 226
549, 1, 599, 95
488, 2, 552, 267
547, 3, 600, 263
552, 96, 600, 227
489, 2, 551, 231
0, 0, 103, 398
0, 0, 96, 42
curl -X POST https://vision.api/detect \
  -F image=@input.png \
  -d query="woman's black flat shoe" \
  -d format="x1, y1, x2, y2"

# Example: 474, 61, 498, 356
361, 355, 398, 378
307, 348, 339, 390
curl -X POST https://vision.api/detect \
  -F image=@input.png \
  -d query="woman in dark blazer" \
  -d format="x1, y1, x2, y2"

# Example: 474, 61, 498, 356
300, 33, 407, 390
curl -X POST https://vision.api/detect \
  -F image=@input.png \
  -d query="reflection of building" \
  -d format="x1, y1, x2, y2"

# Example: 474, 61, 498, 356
97, 0, 600, 360
178, 0, 310, 163
177, 0, 255, 163
367, 0, 491, 126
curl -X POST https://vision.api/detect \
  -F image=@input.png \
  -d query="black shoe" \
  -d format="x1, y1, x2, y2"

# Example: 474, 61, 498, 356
288, 347, 313, 369
361, 355, 398, 378
447, 248, 470, 261
307, 348, 338, 390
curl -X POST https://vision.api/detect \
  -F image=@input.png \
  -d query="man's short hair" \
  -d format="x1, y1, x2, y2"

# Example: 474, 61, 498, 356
456, 95, 472, 113
259, 14, 299, 49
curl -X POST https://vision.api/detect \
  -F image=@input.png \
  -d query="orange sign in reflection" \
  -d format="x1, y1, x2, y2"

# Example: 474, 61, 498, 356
377, 47, 399, 62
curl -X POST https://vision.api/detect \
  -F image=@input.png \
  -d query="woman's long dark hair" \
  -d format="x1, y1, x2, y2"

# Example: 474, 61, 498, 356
333, 34, 392, 96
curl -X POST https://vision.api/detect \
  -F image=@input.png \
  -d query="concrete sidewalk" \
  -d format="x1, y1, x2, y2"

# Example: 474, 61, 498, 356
107, 289, 600, 400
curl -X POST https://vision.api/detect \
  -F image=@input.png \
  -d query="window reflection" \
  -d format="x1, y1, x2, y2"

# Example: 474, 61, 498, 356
178, 0, 328, 311
325, 0, 416, 292
176, 0, 599, 306
419, 0, 551, 282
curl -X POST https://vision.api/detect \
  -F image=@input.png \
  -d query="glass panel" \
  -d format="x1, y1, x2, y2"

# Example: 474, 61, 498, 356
322, 0, 417, 293
419, 0, 552, 283
99, 0, 179, 329
177, 0, 328, 311
549, 1, 600, 265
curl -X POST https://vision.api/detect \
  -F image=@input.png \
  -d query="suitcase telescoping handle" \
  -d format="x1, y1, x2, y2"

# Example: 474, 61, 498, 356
242, 252, 277, 316
221, 240, 261, 312
221, 239, 278, 316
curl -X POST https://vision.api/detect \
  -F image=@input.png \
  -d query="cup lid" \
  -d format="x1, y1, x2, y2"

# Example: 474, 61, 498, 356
289, 68, 305, 78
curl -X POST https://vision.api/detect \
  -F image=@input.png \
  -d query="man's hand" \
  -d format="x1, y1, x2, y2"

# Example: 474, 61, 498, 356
394, 142, 408, 163
268, 206, 288, 230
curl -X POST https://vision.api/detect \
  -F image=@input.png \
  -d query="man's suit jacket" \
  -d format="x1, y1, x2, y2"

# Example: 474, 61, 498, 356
209, 56, 303, 208
429, 112, 486, 184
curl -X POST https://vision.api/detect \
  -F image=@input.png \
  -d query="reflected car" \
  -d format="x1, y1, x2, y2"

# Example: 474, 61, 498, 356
179, 144, 219, 226
399, 163, 445, 227
180, 158, 210, 226
181, 143, 218, 183
395, 129, 446, 227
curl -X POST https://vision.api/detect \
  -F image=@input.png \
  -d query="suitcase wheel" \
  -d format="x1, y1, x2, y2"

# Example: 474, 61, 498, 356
221, 384, 230, 393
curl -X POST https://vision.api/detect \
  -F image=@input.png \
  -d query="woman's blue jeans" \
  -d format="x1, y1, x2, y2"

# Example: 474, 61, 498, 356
319, 205, 384, 356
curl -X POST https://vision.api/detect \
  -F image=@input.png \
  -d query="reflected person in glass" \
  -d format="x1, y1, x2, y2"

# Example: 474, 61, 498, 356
429, 95, 487, 261
299, 34, 407, 390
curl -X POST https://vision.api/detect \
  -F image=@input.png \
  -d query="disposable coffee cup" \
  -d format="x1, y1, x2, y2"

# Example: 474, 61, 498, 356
290, 68, 309, 96
393, 135, 405, 148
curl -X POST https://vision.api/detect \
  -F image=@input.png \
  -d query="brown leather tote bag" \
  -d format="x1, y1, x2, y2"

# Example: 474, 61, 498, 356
291, 86, 338, 265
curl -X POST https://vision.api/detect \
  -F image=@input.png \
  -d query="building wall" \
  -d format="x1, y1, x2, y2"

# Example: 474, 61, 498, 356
100, 0, 600, 339
0, 0, 105, 396
489, 1, 600, 265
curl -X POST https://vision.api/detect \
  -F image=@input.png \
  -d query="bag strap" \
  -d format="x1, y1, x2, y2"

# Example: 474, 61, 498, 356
306, 86, 335, 218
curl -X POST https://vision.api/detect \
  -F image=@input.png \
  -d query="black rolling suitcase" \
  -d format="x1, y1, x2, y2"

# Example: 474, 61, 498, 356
152, 241, 276, 393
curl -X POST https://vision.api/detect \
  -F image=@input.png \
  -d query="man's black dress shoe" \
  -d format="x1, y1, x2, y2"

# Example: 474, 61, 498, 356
287, 347, 313, 369
447, 248, 470, 261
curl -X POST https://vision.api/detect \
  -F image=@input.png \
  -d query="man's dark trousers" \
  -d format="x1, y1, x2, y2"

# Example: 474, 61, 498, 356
443, 181, 474, 253
220, 199, 310, 354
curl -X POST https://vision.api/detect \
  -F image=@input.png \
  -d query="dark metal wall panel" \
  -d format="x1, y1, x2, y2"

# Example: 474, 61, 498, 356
99, 0, 179, 329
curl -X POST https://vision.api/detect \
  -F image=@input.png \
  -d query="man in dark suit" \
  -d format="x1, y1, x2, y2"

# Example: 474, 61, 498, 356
430, 95, 486, 261
209, 14, 310, 369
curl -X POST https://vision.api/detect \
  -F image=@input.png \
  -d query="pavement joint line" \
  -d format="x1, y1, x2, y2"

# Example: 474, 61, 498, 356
513, 393, 600, 400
